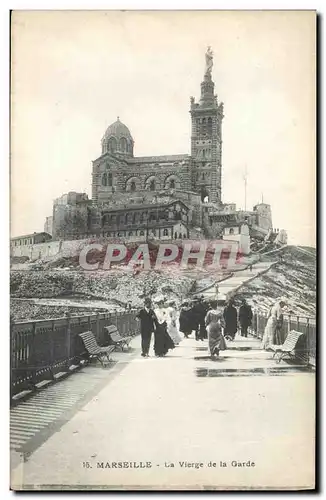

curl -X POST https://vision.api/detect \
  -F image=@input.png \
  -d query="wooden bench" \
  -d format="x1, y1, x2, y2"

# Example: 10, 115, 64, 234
105, 325, 133, 351
79, 331, 115, 367
270, 330, 305, 363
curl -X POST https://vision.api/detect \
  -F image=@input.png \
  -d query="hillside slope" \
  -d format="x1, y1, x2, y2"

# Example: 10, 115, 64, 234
233, 246, 316, 316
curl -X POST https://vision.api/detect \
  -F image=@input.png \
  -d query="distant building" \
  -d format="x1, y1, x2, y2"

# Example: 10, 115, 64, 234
274, 229, 288, 245
100, 200, 190, 240
44, 216, 53, 236
52, 192, 91, 240
223, 222, 250, 255
10, 232, 52, 247
252, 203, 273, 232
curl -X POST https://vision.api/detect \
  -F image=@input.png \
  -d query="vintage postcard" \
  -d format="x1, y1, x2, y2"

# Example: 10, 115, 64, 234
10, 10, 316, 491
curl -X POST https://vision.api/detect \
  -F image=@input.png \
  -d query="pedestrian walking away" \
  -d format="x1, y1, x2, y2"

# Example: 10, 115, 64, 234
192, 297, 204, 341
205, 299, 227, 360
238, 299, 253, 338
223, 298, 238, 341
179, 302, 193, 338
196, 296, 208, 341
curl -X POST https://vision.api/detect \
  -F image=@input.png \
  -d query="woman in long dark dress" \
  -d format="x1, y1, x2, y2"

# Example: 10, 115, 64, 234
179, 302, 193, 338
198, 298, 209, 340
153, 299, 175, 357
223, 298, 238, 341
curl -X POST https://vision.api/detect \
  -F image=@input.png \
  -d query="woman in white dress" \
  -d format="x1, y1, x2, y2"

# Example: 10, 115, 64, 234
261, 298, 286, 350
166, 300, 182, 345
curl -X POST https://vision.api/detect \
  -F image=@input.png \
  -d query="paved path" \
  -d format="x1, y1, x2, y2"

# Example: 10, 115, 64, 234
11, 333, 315, 491
202, 261, 276, 300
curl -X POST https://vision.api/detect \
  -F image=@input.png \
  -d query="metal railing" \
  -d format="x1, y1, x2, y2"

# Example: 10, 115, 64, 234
10, 310, 140, 401
250, 311, 316, 366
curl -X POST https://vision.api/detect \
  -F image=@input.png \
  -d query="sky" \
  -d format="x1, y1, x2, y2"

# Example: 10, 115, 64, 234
10, 10, 316, 246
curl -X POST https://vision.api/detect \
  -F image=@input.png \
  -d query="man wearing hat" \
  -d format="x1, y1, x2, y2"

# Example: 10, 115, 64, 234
136, 297, 157, 357
238, 298, 253, 338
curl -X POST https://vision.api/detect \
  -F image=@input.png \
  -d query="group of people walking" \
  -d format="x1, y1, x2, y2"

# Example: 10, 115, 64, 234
136, 295, 254, 360
136, 297, 182, 358
179, 296, 253, 341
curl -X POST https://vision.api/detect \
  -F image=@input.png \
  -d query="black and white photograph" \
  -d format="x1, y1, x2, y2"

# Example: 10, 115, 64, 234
9, 10, 316, 490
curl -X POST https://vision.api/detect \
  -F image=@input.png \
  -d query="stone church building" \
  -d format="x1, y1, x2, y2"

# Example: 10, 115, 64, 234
49, 48, 272, 245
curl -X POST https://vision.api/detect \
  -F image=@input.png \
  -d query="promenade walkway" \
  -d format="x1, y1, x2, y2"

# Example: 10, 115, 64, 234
11, 332, 315, 491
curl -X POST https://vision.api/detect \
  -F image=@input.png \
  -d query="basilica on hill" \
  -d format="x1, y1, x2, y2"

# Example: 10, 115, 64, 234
43, 48, 273, 251
92, 46, 223, 206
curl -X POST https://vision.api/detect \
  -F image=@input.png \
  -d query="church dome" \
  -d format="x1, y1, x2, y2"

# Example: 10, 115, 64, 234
102, 117, 133, 142
101, 117, 134, 157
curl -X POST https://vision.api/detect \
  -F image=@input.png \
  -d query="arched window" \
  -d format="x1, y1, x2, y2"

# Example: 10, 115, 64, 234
202, 117, 207, 135
107, 172, 113, 187
140, 211, 147, 223
229, 228, 234, 235
179, 233, 182, 239
163, 229, 169, 236
140, 230, 145, 236
128, 231, 133, 236
108, 137, 117, 153
120, 137, 127, 152
164, 175, 180, 190
207, 117, 212, 135
145, 176, 160, 191
202, 173, 205, 180
102, 173, 107, 186
126, 177, 139, 192
174, 232, 178, 239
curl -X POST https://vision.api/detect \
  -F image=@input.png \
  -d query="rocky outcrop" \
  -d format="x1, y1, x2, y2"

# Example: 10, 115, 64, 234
10, 268, 195, 320
233, 246, 316, 316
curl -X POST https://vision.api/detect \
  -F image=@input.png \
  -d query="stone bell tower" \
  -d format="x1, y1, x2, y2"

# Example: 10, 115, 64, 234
190, 47, 224, 203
